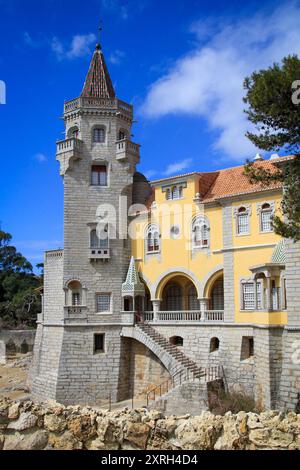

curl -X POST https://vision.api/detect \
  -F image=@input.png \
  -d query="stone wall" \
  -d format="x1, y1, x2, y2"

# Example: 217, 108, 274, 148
0, 330, 36, 358
1, 398, 300, 450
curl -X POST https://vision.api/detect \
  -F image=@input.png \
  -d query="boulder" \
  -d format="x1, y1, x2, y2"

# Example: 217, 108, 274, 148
44, 414, 66, 433
7, 412, 37, 431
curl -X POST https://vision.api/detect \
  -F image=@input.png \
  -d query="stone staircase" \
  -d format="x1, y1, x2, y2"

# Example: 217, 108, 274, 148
136, 323, 205, 382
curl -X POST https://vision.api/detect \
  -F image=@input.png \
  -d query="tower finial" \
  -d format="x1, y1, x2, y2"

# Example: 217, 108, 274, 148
96, 20, 103, 51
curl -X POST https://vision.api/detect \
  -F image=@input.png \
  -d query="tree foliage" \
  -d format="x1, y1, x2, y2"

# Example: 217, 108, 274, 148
0, 230, 42, 329
243, 56, 300, 241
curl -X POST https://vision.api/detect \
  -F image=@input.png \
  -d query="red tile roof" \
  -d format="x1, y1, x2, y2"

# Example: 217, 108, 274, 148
201, 158, 286, 202
81, 45, 115, 99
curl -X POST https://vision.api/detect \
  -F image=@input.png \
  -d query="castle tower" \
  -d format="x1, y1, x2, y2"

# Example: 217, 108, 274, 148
30, 43, 145, 404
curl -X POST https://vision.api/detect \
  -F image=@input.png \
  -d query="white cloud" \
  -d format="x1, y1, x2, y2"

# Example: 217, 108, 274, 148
163, 158, 192, 176
141, 2, 300, 161
34, 153, 47, 163
143, 169, 157, 179
110, 49, 125, 65
51, 34, 96, 61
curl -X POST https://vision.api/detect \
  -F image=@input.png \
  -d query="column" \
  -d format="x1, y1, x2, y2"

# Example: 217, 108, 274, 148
199, 298, 209, 321
152, 300, 161, 322
266, 277, 272, 311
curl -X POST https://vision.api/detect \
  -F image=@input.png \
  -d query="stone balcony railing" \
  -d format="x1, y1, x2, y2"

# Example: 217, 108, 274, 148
116, 139, 140, 163
63, 306, 87, 321
63, 97, 133, 119
56, 137, 83, 157
142, 310, 224, 323
56, 138, 83, 176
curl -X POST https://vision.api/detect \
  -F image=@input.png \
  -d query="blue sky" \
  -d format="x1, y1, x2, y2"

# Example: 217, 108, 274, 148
1, 0, 300, 268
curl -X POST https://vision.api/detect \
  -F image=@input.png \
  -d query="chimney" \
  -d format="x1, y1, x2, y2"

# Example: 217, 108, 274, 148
254, 153, 264, 162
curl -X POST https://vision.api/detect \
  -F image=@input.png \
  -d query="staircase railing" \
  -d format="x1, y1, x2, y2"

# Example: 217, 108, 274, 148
146, 365, 224, 406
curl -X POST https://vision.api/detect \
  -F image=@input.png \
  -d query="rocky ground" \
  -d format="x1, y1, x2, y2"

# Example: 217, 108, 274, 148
1, 397, 300, 450
0, 354, 32, 402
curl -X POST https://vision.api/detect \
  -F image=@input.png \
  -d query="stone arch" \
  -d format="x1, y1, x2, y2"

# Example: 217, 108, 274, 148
6, 339, 16, 356
199, 265, 224, 298
152, 268, 202, 300
20, 340, 29, 354
121, 327, 182, 377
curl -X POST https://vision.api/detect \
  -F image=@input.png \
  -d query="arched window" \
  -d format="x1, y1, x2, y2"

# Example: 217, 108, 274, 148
211, 278, 224, 310
210, 337, 220, 353
188, 285, 199, 310
146, 224, 160, 253
93, 127, 106, 143
68, 126, 79, 139
164, 283, 182, 311
67, 280, 82, 306
170, 336, 184, 347
192, 217, 210, 248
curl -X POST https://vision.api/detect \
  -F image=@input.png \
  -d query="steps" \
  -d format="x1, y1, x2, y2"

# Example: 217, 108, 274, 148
136, 323, 205, 381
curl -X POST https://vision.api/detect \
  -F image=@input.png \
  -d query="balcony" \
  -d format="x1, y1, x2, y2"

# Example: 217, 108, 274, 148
56, 138, 83, 176
64, 306, 87, 321
116, 139, 140, 163
142, 310, 224, 323
89, 248, 110, 261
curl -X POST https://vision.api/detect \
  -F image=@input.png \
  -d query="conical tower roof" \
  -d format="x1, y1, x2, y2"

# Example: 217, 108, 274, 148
81, 44, 115, 99
122, 257, 145, 297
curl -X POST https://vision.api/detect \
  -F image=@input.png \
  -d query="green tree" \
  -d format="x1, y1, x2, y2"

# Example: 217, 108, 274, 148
243, 55, 300, 241
0, 230, 42, 328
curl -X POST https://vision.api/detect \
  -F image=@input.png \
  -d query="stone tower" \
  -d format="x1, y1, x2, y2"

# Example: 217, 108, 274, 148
30, 43, 147, 404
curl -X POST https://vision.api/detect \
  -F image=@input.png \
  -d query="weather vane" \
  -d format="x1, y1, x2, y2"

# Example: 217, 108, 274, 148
97, 20, 103, 50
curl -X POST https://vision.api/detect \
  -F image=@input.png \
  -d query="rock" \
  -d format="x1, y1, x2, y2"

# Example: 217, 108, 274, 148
175, 415, 223, 450
86, 437, 119, 450
249, 428, 271, 447
3, 430, 48, 450
0, 404, 9, 425
44, 414, 66, 433
8, 403, 20, 420
67, 415, 96, 441
124, 422, 150, 449
268, 429, 293, 448
7, 412, 37, 431
48, 431, 82, 450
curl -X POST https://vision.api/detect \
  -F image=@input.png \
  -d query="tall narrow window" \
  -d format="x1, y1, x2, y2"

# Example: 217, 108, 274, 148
96, 294, 111, 313
242, 283, 255, 310
237, 207, 249, 234
91, 165, 107, 186
188, 285, 199, 310
119, 130, 126, 140
93, 127, 105, 143
94, 334, 105, 353
91, 226, 109, 249
72, 292, 81, 306
260, 203, 273, 232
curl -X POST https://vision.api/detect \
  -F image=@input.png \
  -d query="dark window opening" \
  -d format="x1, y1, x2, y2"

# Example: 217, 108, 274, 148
94, 334, 105, 353
93, 127, 105, 143
210, 337, 220, 353
241, 337, 254, 361
169, 336, 184, 346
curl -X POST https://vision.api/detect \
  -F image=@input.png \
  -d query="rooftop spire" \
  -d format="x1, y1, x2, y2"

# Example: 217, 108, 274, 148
81, 25, 115, 99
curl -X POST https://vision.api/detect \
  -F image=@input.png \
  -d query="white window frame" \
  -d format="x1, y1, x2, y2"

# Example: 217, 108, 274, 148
241, 279, 263, 311
234, 205, 251, 236
163, 183, 186, 201
96, 293, 112, 314
91, 164, 108, 187
257, 201, 275, 233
